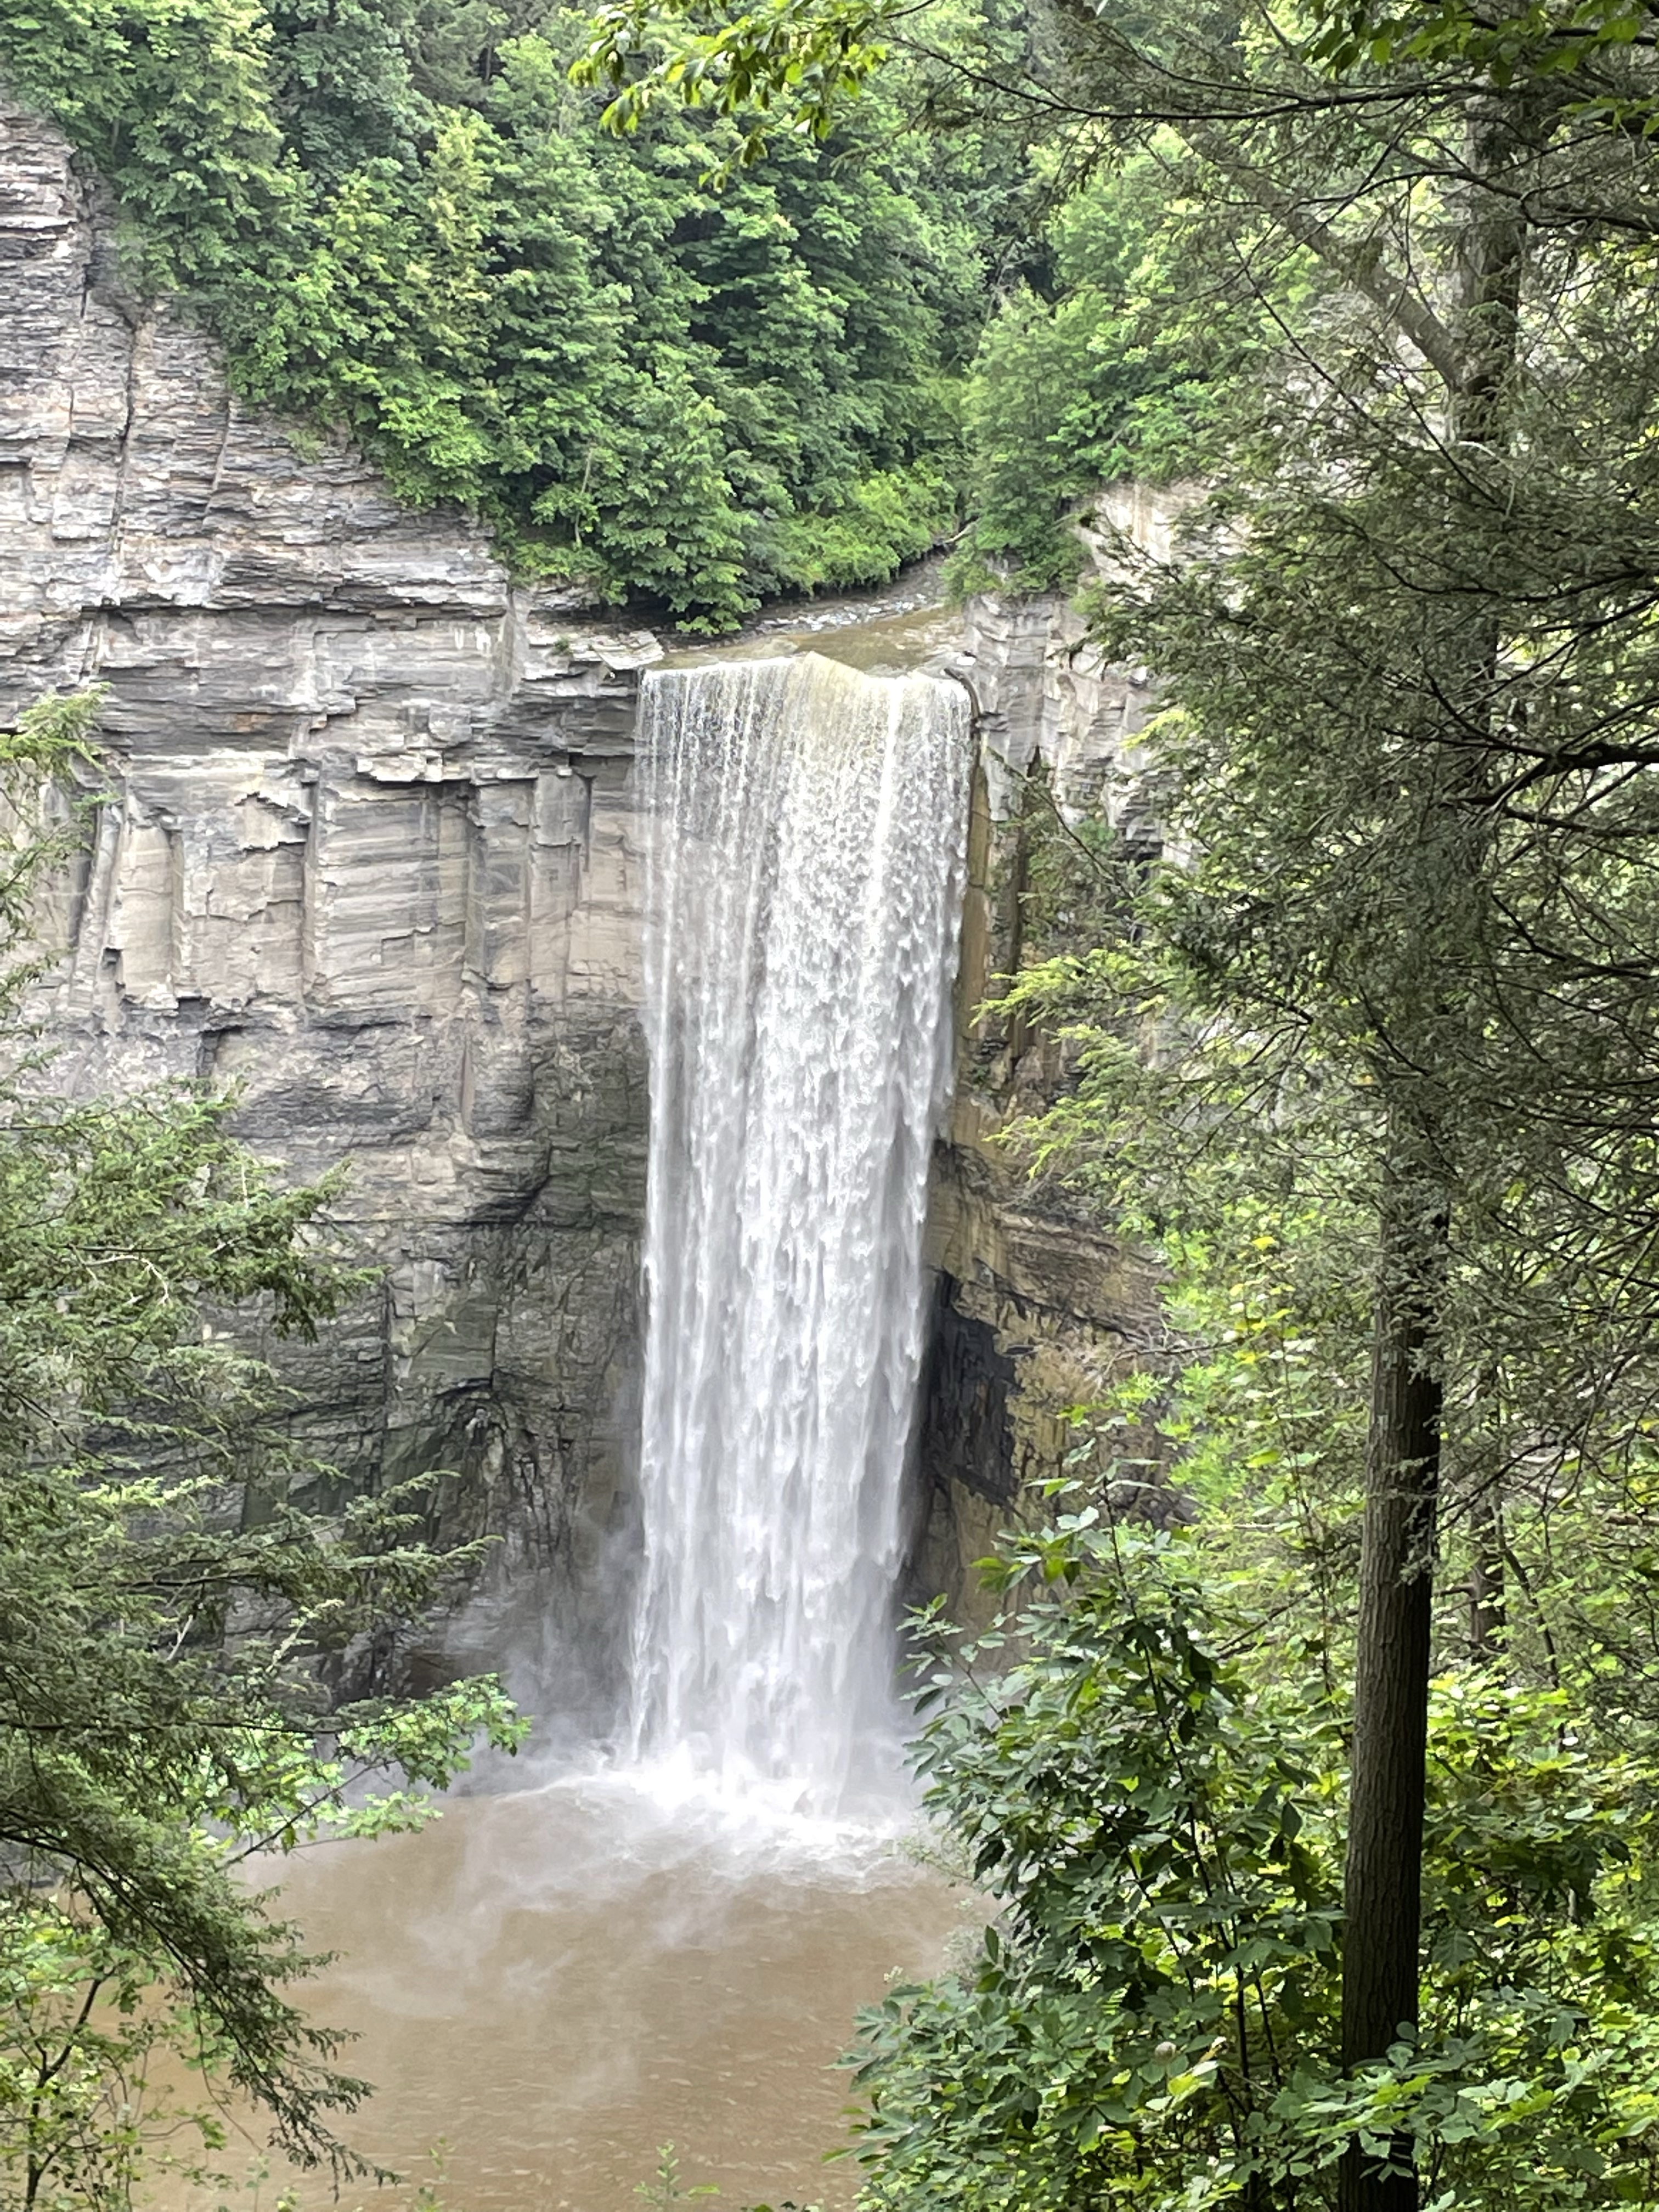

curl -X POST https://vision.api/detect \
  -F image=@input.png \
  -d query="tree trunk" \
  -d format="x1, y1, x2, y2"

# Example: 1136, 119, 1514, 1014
1339, 1156, 1446, 2212
1469, 1480, 1506, 1655
1337, 98, 1528, 2212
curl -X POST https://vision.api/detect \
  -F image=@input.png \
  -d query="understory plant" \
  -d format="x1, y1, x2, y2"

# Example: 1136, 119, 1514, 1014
853, 1520, 1659, 2212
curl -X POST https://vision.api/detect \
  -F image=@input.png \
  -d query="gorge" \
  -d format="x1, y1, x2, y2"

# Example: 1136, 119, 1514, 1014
0, 82, 1159, 1702
9, 1, 1659, 2204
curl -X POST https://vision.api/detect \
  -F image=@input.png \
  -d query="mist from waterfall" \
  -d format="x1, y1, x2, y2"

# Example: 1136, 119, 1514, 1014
630, 651, 971, 1817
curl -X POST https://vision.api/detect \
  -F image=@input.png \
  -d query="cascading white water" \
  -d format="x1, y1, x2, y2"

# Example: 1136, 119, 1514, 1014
630, 651, 971, 1815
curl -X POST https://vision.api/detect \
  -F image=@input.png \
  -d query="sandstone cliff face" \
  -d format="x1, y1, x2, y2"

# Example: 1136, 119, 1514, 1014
957, 485, 1176, 849
0, 92, 659, 1675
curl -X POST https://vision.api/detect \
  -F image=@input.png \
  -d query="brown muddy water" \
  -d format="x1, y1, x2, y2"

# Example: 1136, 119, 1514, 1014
667, 560, 966, 679
162, 1775, 963, 2212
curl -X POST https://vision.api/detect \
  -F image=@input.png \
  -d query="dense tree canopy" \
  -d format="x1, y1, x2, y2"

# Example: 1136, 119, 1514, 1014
522, 0, 1659, 2207
12, 0, 1659, 2203
0, 0, 1036, 627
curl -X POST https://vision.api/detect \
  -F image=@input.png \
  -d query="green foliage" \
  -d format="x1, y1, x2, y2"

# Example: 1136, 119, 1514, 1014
766, 460, 958, 591
562, 0, 1659, 2206
866, 1521, 1346, 2212
858, 36, 1659, 2196
856, 1526, 1659, 2211
950, 154, 1272, 594
574, 0, 889, 165
0, 691, 103, 1024
1307, 0, 1659, 113
0, 1901, 233, 2212
0, 0, 297, 283
637, 2143, 721, 2208
0, 0, 1017, 627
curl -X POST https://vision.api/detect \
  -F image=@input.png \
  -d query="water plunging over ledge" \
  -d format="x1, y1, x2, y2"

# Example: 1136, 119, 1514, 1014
631, 652, 973, 1814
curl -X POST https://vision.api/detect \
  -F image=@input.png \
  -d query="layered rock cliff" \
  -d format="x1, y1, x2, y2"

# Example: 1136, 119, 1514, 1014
914, 503, 1178, 1606
0, 91, 659, 1675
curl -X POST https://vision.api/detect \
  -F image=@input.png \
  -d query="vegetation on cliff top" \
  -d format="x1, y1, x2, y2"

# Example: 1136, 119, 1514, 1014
10, 0, 1659, 2203
0, 0, 1039, 628
571, 0, 1659, 2203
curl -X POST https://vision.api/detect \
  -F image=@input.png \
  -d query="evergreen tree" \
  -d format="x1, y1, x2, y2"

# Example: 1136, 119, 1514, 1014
0, 0, 1027, 627
0, 696, 522, 2197
579, 1, 1659, 2203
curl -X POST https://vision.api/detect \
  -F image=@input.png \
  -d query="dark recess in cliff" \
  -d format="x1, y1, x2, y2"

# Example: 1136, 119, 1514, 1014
917, 1272, 1019, 1508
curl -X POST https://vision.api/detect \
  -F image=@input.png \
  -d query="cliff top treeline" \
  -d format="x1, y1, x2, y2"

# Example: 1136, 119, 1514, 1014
18, 0, 1659, 2203
0, 0, 1230, 627
0, 0, 1031, 627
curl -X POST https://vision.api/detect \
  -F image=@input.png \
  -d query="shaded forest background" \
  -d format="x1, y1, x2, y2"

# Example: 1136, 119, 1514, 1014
0, 0, 1015, 624
0, 0, 1208, 625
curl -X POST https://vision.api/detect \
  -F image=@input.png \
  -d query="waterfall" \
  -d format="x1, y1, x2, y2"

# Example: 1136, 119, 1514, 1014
630, 651, 971, 1815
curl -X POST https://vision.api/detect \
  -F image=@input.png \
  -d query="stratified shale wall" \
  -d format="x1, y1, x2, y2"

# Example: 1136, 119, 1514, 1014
0, 92, 659, 1661
0, 82, 1189, 1667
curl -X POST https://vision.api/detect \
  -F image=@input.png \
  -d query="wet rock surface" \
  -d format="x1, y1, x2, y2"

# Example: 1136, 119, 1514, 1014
912, 522, 1177, 1610
1, 84, 1175, 1655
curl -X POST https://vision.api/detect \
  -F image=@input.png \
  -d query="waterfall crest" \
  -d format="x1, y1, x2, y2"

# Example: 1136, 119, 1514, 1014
631, 651, 971, 1814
